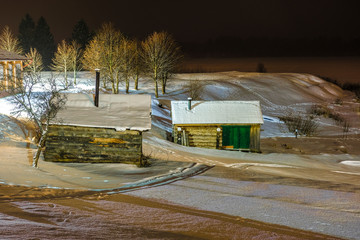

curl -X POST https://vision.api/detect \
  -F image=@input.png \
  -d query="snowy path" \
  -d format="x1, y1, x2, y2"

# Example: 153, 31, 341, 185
126, 173, 360, 240
140, 132, 360, 239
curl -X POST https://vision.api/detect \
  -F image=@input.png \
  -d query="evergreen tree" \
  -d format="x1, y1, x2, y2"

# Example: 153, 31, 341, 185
33, 16, 55, 70
71, 19, 92, 50
18, 14, 35, 54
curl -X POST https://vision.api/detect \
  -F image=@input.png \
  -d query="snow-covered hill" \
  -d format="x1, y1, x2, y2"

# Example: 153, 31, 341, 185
1, 71, 359, 141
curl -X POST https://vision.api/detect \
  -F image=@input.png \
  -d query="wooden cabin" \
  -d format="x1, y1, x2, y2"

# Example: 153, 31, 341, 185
0, 49, 27, 88
44, 93, 151, 164
171, 100, 263, 152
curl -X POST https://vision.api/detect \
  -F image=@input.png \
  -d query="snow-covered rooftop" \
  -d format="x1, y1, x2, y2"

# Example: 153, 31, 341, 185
52, 93, 151, 131
171, 100, 263, 125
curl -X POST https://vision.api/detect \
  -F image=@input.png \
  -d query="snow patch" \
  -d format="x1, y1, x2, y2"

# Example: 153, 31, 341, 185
333, 170, 360, 176
0, 97, 18, 116
263, 115, 282, 123
339, 161, 360, 167
225, 163, 298, 169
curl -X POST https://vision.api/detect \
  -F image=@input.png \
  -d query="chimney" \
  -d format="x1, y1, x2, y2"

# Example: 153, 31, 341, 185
94, 69, 100, 107
187, 97, 192, 110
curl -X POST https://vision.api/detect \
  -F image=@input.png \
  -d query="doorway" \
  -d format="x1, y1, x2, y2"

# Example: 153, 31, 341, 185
222, 126, 250, 149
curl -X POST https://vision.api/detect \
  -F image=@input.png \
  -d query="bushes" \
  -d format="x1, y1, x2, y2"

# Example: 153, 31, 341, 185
309, 104, 331, 117
279, 113, 319, 136
309, 104, 344, 125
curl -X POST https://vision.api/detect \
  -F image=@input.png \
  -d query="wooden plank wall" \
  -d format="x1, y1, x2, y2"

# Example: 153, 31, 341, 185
249, 125, 261, 152
44, 125, 142, 164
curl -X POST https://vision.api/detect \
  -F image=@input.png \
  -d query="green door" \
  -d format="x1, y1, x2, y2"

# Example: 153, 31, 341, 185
222, 126, 250, 149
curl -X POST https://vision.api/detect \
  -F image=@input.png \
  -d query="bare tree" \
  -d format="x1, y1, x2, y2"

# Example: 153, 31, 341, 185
82, 23, 123, 93
69, 41, 82, 85
51, 40, 72, 87
184, 79, 205, 100
256, 62, 267, 73
0, 25, 23, 54
0, 73, 68, 167
141, 31, 182, 98
99, 23, 123, 93
82, 38, 102, 83
342, 120, 351, 139
131, 39, 143, 90
119, 38, 136, 93
278, 112, 319, 137
24, 47, 43, 75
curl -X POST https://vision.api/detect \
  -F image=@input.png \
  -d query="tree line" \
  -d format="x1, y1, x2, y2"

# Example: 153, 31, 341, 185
0, 15, 182, 98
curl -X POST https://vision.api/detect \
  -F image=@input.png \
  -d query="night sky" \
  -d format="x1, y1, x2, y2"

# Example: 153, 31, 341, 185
0, 0, 359, 48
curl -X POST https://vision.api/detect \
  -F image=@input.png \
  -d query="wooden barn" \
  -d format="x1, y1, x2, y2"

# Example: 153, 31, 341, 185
44, 93, 151, 164
171, 99, 263, 152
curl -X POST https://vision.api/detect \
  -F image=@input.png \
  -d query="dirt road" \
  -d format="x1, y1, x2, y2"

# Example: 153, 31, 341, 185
0, 184, 341, 240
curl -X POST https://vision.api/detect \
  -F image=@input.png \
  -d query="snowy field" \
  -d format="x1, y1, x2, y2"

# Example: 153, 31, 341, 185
1, 71, 360, 239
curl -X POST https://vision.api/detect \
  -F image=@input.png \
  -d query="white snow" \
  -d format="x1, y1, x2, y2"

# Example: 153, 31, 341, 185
333, 170, 360, 176
262, 115, 282, 123
0, 97, 19, 116
151, 99, 171, 120
225, 163, 299, 169
171, 100, 263, 124
339, 161, 360, 167
1, 71, 360, 191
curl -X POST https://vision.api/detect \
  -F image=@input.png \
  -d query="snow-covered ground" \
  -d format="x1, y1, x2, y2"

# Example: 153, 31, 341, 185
1, 71, 360, 239
1, 71, 360, 189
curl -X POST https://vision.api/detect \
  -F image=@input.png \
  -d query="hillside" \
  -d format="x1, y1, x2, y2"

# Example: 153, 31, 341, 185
151, 71, 360, 138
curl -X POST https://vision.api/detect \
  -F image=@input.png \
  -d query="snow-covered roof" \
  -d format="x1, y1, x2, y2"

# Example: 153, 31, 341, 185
52, 93, 151, 131
171, 100, 263, 125
0, 49, 27, 61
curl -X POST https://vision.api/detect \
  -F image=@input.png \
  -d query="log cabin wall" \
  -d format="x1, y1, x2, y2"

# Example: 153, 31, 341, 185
173, 125, 222, 149
173, 124, 261, 152
44, 125, 142, 164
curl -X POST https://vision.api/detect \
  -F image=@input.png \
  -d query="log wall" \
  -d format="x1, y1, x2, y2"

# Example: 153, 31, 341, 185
44, 125, 142, 164
173, 125, 222, 149
173, 124, 261, 152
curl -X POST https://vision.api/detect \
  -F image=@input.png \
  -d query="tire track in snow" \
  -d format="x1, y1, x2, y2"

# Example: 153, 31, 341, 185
105, 163, 214, 194
227, 80, 274, 106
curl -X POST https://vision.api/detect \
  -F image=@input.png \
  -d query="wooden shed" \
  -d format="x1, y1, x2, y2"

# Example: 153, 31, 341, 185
44, 93, 151, 164
171, 100, 263, 152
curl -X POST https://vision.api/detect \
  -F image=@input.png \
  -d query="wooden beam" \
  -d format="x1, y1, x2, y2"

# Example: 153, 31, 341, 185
12, 61, 17, 87
20, 60, 24, 85
4, 61, 8, 89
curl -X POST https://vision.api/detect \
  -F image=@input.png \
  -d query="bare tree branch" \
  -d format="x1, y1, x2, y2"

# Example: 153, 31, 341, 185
0, 25, 23, 54
0, 72, 68, 167
141, 31, 182, 98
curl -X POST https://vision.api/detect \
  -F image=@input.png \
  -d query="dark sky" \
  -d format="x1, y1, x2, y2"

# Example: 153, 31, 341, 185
0, 0, 359, 43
